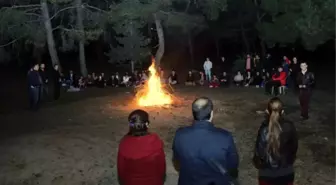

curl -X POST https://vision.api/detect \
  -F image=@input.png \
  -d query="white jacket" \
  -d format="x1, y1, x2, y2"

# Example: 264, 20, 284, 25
203, 61, 212, 70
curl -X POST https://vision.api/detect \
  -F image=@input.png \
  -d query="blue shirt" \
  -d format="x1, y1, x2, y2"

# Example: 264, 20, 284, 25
172, 121, 239, 185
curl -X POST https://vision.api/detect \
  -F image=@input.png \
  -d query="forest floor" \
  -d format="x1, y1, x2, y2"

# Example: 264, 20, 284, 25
0, 86, 334, 185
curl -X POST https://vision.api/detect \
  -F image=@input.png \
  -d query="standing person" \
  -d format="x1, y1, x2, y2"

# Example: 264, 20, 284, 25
172, 97, 239, 185
39, 63, 48, 102
52, 64, 61, 100
203, 57, 213, 82
27, 64, 42, 110
253, 97, 298, 185
289, 57, 300, 93
246, 54, 251, 71
296, 62, 314, 120
117, 109, 166, 185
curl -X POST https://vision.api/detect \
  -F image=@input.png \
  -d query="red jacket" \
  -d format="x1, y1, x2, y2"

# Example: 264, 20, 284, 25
117, 133, 166, 185
272, 72, 287, 86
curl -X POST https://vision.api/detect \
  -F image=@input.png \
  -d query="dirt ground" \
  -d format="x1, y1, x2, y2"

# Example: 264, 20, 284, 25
0, 86, 334, 185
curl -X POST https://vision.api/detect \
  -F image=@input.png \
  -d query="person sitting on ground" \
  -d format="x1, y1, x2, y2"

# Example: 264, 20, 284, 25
92, 72, 98, 84
107, 75, 118, 87
185, 71, 195, 86
118, 109, 166, 185
261, 72, 271, 88
209, 75, 220, 88
87, 74, 94, 87
265, 66, 286, 95
78, 76, 86, 89
172, 97, 239, 185
233, 71, 244, 86
121, 73, 131, 87
253, 97, 298, 185
168, 70, 178, 85
199, 71, 205, 85
219, 71, 229, 87
252, 71, 263, 88
97, 75, 106, 88
67, 70, 77, 87
244, 70, 253, 87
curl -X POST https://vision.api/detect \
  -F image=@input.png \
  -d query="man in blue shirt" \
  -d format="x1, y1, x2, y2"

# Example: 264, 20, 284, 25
172, 97, 239, 185
27, 64, 42, 110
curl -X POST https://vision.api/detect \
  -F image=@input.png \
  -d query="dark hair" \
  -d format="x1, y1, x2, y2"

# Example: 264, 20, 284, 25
127, 109, 150, 136
192, 97, 213, 121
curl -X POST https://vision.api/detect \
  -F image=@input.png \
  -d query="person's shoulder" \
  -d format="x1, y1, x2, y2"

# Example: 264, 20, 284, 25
214, 127, 234, 140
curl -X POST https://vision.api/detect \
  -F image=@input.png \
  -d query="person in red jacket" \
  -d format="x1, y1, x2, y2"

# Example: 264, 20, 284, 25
265, 66, 287, 96
117, 109, 166, 185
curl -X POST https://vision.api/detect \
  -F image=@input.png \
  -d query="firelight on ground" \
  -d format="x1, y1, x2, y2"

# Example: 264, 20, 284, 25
136, 58, 172, 106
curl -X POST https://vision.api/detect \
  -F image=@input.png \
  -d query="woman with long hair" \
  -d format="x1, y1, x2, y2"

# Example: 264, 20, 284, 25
253, 97, 298, 185
117, 109, 166, 185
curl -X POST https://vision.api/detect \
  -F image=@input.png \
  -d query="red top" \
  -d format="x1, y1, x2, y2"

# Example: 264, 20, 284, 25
117, 133, 166, 185
272, 71, 287, 86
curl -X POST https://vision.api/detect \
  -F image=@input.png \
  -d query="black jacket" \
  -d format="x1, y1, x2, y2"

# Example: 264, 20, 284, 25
39, 69, 48, 84
28, 70, 42, 87
296, 71, 314, 89
52, 70, 61, 86
253, 118, 298, 177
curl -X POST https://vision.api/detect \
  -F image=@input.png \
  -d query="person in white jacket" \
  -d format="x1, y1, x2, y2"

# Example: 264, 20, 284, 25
203, 57, 213, 81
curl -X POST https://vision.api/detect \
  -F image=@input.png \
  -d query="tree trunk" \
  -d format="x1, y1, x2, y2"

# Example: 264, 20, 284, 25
41, 1, 60, 67
187, 31, 194, 67
33, 45, 43, 64
76, 0, 88, 77
154, 13, 164, 69
131, 60, 135, 73
240, 23, 250, 53
214, 36, 220, 61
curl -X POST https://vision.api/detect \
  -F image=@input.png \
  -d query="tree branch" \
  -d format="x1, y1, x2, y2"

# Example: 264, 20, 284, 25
49, 6, 77, 21
83, 4, 108, 13
10, 4, 40, 8
0, 38, 21, 47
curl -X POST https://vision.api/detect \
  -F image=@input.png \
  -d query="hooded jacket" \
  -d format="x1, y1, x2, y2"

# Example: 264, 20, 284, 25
117, 133, 166, 185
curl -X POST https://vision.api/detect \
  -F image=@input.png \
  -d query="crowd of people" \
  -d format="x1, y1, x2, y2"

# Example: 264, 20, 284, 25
117, 97, 298, 185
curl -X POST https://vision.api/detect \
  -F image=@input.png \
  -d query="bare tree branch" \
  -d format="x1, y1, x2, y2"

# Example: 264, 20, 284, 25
83, 4, 108, 13
0, 38, 21, 47
49, 6, 77, 21
7, 4, 40, 8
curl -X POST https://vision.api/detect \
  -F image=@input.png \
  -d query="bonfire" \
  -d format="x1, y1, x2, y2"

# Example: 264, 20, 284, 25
136, 57, 173, 106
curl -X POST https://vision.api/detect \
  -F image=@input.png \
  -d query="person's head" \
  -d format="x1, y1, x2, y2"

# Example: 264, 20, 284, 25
54, 64, 59, 70
188, 70, 192, 75
128, 109, 150, 136
40, 63, 45, 70
293, 57, 297, 64
283, 56, 287, 60
192, 97, 214, 122
206, 57, 210, 61
223, 71, 226, 76
262, 68, 266, 72
278, 66, 283, 72
300, 62, 308, 71
171, 70, 175, 75
247, 54, 250, 58
256, 71, 260, 75
266, 72, 270, 77
221, 57, 225, 61
33, 64, 39, 71
237, 71, 241, 75
70, 70, 73, 74
265, 97, 284, 156
101, 72, 105, 76
92, 72, 96, 76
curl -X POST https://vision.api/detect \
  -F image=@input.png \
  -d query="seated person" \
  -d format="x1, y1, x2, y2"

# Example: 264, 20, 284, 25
140, 71, 148, 84
121, 73, 132, 87
67, 70, 77, 87
209, 75, 220, 88
97, 75, 106, 88
265, 66, 286, 95
251, 71, 263, 88
108, 75, 119, 87
233, 71, 244, 86
219, 72, 229, 87
87, 74, 94, 87
168, 70, 178, 85
244, 70, 253, 87
78, 76, 86, 89
185, 71, 195, 86
198, 71, 205, 85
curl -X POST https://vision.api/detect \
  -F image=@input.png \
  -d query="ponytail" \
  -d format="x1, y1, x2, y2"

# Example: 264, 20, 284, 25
267, 111, 282, 156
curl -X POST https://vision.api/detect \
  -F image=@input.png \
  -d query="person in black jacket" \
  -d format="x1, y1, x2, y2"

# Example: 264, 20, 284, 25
296, 62, 314, 120
52, 64, 61, 100
39, 63, 48, 102
28, 64, 42, 110
253, 97, 298, 185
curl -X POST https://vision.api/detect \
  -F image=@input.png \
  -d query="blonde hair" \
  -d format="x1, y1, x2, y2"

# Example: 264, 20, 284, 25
266, 97, 283, 156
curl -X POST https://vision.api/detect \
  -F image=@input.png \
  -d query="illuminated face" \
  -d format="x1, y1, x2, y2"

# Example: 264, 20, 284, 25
300, 63, 308, 71
293, 57, 297, 63
278, 67, 283, 72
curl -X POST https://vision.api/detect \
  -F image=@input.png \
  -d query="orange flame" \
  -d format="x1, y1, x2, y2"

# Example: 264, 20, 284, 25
137, 58, 172, 106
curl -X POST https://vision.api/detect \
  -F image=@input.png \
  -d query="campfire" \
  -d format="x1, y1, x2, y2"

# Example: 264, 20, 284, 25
136, 57, 173, 106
